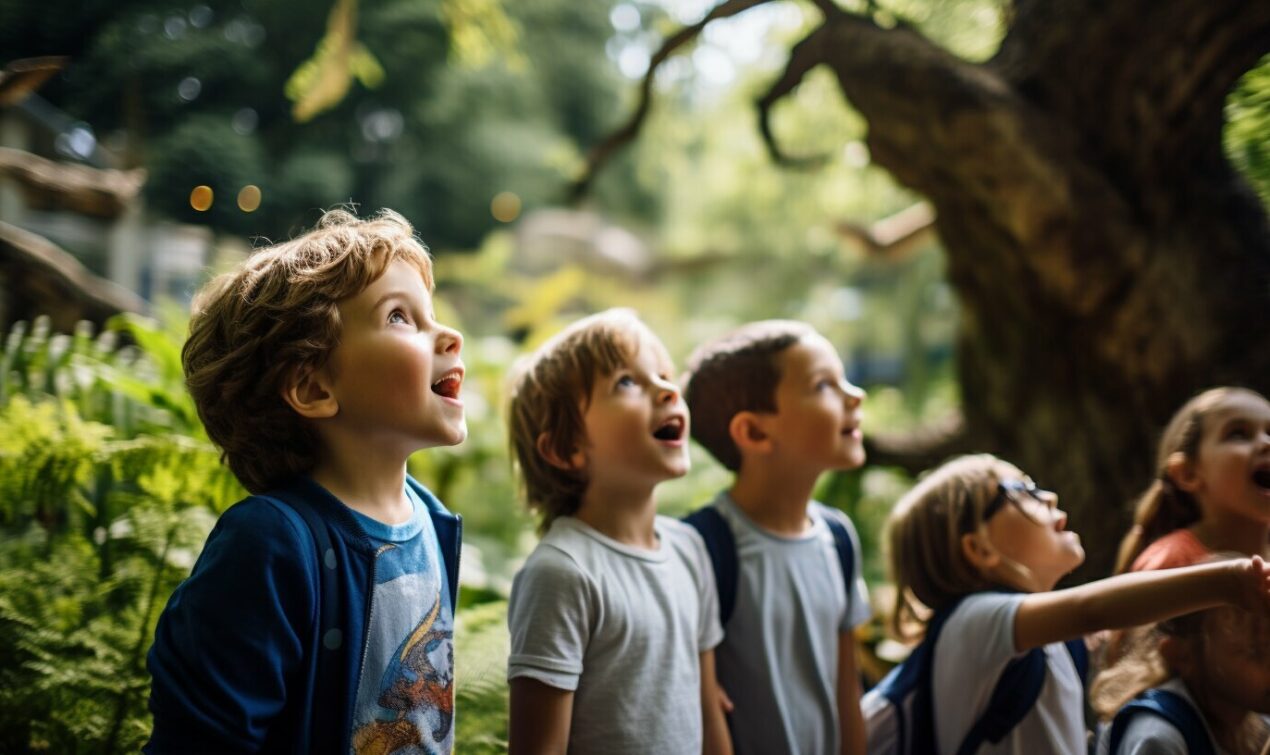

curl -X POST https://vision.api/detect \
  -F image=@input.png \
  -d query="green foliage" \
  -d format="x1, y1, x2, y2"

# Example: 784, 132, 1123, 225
1227, 53, 1270, 206
10, 0, 631, 250
0, 315, 238, 753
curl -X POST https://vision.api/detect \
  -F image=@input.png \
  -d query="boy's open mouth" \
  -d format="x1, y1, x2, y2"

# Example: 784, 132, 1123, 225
653, 416, 685, 442
431, 369, 463, 400
1253, 467, 1270, 491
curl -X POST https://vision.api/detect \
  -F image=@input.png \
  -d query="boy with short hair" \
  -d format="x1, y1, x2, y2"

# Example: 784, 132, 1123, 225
146, 209, 467, 754
683, 320, 871, 755
505, 308, 731, 754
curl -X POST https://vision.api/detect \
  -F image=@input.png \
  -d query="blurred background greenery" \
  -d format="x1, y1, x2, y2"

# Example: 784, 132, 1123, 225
2, 0, 1268, 751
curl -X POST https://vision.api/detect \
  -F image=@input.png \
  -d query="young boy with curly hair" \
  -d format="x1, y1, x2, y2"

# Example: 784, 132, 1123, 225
505, 308, 731, 754
683, 320, 871, 755
146, 209, 467, 754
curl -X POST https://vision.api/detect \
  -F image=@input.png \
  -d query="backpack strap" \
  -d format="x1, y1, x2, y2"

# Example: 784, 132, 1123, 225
261, 490, 346, 753
820, 505, 856, 593
955, 649, 1048, 755
684, 506, 740, 625
1065, 637, 1088, 686
1107, 689, 1214, 755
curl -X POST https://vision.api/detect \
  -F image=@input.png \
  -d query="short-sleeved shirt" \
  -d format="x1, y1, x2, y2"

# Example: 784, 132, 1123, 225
348, 485, 454, 754
1131, 530, 1212, 572
707, 492, 872, 755
933, 592, 1085, 755
1095, 678, 1226, 755
506, 515, 723, 755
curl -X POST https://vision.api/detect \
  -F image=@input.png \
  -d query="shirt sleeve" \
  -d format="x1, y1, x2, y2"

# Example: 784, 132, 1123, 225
506, 546, 595, 691
681, 522, 724, 653
940, 592, 1026, 674
826, 508, 873, 632
145, 499, 316, 754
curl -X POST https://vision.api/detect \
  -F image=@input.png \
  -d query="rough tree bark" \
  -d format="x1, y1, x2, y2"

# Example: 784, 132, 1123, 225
577, 0, 1270, 578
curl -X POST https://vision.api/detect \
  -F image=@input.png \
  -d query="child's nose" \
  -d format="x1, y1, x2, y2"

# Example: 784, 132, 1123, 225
435, 325, 462, 355
654, 378, 680, 404
841, 380, 865, 406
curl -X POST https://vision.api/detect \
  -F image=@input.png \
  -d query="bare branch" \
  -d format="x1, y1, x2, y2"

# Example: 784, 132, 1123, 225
569, 0, 779, 201
835, 201, 936, 260
862, 411, 972, 475
755, 24, 838, 169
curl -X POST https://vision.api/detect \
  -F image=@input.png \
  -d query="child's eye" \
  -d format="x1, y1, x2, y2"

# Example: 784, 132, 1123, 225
615, 375, 636, 389
388, 309, 410, 325
1226, 425, 1251, 440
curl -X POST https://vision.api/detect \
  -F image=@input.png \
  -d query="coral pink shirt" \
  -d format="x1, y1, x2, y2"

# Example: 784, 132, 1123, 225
1130, 529, 1211, 572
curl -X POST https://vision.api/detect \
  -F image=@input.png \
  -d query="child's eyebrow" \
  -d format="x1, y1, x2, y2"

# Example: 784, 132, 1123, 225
370, 290, 420, 313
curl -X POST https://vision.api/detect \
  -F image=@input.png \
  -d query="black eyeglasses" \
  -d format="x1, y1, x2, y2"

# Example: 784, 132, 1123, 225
983, 479, 1054, 521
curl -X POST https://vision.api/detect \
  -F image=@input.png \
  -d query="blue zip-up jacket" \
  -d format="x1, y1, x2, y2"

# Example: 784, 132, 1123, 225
145, 475, 461, 754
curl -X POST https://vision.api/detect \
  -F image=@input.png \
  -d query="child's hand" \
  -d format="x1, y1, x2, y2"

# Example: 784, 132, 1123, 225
718, 685, 734, 715
1233, 555, 1270, 613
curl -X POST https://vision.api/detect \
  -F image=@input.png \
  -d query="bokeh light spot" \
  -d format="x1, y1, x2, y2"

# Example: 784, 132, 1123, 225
491, 191, 521, 223
190, 185, 214, 211
237, 185, 262, 212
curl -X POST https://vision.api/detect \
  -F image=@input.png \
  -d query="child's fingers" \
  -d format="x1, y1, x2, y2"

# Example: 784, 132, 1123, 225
718, 687, 734, 714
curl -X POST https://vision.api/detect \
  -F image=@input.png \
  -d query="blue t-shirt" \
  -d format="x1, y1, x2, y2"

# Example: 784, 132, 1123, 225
348, 486, 455, 755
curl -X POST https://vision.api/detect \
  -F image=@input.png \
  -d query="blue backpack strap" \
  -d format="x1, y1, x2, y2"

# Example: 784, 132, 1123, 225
820, 506, 856, 595
1108, 689, 1214, 755
261, 490, 345, 753
683, 506, 739, 625
906, 602, 964, 755
1065, 637, 1088, 685
955, 648, 1048, 755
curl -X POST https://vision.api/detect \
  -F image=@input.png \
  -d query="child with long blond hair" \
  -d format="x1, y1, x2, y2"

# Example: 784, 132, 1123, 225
870, 454, 1270, 755
1115, 387, 1270, 574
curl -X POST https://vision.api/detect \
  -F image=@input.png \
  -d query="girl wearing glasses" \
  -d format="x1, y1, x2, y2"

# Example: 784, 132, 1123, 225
882, 454, 1270, 755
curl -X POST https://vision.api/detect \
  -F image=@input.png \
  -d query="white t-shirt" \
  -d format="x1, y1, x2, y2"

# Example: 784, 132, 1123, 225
933, 592, 1086, 755
1095, 678, 1226, 755
506, 515, 723, 755
709, 493, 872, 755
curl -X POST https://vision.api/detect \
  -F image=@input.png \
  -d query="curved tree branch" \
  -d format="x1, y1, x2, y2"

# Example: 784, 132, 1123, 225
756, 25, 837, 168
862, 411, 972, 476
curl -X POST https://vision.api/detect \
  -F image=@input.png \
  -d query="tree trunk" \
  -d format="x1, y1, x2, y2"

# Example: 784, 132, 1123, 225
580, 0, 1270, 578
796, 0, 1270, 577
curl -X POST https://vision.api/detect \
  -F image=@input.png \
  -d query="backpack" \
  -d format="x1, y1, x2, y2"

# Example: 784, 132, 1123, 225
861, 596, 1089, 755
1106, 688, 1214, 755
683, 502, 855, 625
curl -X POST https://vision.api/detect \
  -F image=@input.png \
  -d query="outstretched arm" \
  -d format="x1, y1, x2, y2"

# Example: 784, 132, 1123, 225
700, 649, 733, 755
837, 631, 867, 755
509, 678, 573, 755
1014, 556, 1270, 651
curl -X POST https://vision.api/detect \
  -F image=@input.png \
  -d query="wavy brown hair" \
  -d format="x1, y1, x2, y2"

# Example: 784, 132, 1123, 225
182, 209, 432, 493
1114, 387, 1268, 574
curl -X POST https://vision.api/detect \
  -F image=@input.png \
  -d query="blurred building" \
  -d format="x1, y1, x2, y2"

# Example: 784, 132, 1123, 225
0, 57, 211, 333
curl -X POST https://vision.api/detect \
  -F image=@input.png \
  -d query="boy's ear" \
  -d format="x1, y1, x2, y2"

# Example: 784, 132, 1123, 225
1165, 451, 1202, 493
281, 365, 339, 420
728, 411, 773, 456
960, 532, 1001, 573
536, 432, 584, 472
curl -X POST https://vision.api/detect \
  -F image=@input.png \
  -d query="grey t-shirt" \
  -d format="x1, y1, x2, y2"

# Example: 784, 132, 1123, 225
506, 515, 723, 755
933, 592, 1086, 755
708, 492, 872, 755
1095, 678, 1225, 755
